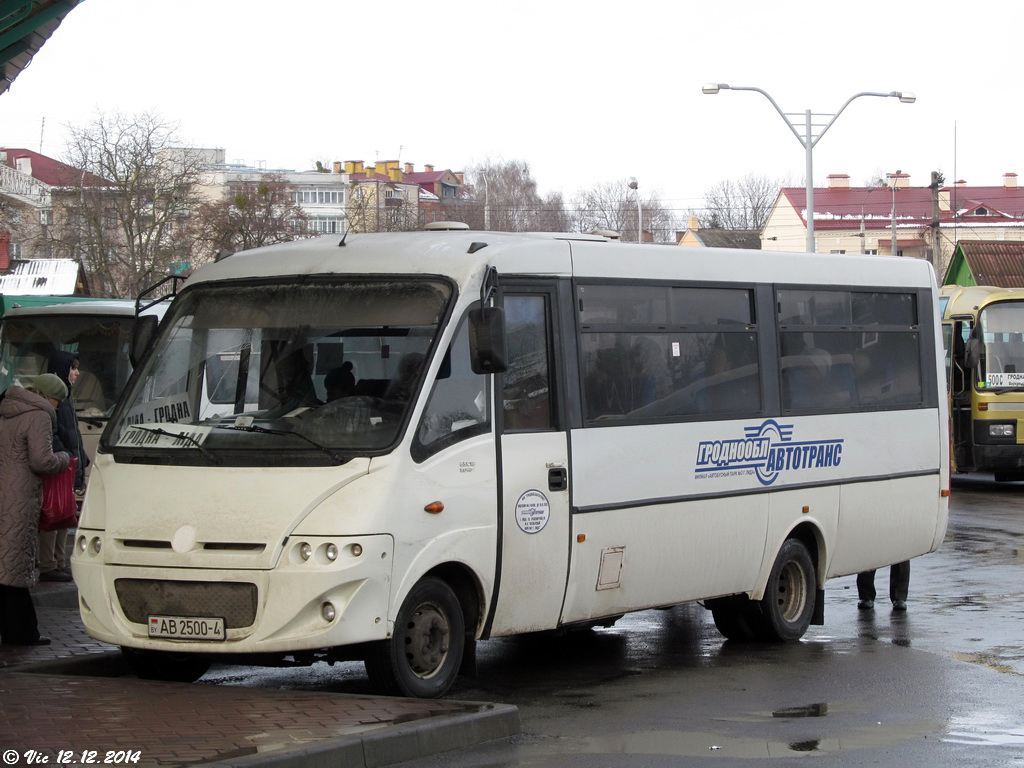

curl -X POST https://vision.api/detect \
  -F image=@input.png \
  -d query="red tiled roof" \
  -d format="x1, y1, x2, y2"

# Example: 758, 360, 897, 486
0, 147, 109, 187
780, 184, 1024, 232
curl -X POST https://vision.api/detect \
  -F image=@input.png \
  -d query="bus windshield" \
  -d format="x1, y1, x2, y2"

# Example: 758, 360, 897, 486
0, 312, 135, 416
105, 278, 452, 462
979, 301, 1024, 389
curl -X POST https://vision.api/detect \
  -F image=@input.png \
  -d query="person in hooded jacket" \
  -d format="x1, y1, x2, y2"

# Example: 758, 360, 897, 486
37, 351, 88, 582
0, 374, 71, 645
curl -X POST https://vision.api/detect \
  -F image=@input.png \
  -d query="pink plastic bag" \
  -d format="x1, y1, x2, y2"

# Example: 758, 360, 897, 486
40, 456, 78, 531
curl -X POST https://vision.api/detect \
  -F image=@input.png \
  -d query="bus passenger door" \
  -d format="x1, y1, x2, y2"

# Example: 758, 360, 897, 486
488, 287, 570, 635
949, 317, 973, 471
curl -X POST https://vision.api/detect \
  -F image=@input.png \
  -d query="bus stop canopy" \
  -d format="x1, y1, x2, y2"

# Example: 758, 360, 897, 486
1, 0, 85, 96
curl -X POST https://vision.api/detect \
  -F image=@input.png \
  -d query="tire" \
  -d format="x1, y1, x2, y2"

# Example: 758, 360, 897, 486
755, 538, 816, 642
122, 648, 211, 682
707, 596, 757, 641
365, 576, 465, 698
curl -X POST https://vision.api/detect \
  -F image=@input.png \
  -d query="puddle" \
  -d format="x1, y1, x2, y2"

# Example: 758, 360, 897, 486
944, 712, 1024, 746
579, 730, 833, 758
578, 721, 939, 758
952, 651, 1019, 675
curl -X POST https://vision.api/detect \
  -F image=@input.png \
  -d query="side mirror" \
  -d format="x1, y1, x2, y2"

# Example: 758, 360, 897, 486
965, 337, 982, 369
468, 305, 507, 374
130, 315, 159, 368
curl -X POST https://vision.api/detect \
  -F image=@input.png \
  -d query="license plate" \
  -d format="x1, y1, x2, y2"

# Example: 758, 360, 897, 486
148, 615, 225, 641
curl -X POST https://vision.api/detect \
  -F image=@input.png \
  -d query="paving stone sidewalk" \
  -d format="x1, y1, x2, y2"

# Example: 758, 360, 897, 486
0, 585, 519, 768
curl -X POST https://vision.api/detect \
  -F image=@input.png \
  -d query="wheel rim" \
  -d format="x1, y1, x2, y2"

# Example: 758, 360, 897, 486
776, 560, 809, 623
403, 601, 451, 679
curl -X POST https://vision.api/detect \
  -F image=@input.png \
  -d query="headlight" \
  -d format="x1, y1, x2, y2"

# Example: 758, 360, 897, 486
989, 424, 1015, 437
299, 542, 312, 561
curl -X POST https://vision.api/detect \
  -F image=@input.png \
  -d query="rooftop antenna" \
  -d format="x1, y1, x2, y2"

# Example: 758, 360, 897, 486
38, 116, 44, 153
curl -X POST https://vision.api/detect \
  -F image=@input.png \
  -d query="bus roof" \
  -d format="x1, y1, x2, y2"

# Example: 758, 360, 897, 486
0, 297, 171, 320
939, 284, 1024, 318
185, 231, 940, 295
1, 298, 138, 318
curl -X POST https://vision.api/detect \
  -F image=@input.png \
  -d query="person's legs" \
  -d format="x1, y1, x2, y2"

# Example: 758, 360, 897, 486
0, 584, 42, 644
54, 528, 71, 571
37, 529, 58, 572
38, 529, 72, 581
856, 570, 877, 601
889, 561, 910, 605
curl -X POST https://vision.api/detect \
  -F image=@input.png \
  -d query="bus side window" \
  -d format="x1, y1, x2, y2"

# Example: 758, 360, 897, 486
501, 295, 553, 431
412, 312, 490, 461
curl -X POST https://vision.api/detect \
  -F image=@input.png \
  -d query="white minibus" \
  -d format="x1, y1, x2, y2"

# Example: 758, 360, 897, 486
73, 229, 949, 696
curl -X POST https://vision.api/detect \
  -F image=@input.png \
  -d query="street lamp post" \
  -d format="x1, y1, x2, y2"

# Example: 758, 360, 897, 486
482, 173, 490, 230
702, 84, 916, 253
628, 177, 642, 243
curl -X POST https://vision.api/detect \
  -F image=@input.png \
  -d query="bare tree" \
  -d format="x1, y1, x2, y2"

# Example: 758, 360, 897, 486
188, 174, 307, 262
55, 110, 205, 297
701, 173, 786, 231
345, 180, 419, 233
463, 160, 568, 232
571, 180, 677, 243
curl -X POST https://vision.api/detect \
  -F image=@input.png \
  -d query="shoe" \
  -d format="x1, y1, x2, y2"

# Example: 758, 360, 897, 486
39, 569, 72, 583
857, 600, 874, 610
892, 600, 907, 612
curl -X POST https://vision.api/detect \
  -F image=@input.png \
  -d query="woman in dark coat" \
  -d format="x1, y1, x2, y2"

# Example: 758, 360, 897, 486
37, 351, 87, 582
0, 375, 70, 645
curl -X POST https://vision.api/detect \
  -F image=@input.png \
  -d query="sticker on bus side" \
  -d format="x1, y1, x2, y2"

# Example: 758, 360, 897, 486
694, 419, 844, 487
515, 490, 550, 534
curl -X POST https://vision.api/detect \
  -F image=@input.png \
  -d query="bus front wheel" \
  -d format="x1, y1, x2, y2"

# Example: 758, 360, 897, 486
365, 577, 465, 698
756, 538, 815, 642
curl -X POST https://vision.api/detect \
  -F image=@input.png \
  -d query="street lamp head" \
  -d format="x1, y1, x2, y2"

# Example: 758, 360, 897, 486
628, 177, 638, 190
891, 91, 916, 104
702, 83, 729, 95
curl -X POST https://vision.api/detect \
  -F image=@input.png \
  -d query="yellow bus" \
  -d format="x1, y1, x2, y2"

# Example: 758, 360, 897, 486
941, 284, 1024, 480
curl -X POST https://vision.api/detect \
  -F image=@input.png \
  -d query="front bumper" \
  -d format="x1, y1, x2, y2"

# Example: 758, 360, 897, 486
72, 533, 394, 654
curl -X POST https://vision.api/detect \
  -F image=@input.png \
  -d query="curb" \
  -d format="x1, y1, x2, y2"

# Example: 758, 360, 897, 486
202, 702, 521, 768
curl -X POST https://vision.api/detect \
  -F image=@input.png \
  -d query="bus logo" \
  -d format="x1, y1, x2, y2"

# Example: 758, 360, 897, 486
695, 419, 844, 486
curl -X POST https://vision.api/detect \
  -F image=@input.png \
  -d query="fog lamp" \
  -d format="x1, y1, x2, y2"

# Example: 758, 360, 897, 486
321, 602, 336, 622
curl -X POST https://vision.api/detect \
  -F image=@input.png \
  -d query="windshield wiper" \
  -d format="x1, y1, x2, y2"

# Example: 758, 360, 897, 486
216, 423, 349, 464
128, 426, 222, 465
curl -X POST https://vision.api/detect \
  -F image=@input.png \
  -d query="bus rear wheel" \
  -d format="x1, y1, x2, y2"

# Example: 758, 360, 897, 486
122, 648, 211, 682
755, 538, 815, 642
365, 577, 465, 698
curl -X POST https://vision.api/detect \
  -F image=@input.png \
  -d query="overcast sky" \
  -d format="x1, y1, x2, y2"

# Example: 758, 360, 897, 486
1, 0, 1021, 219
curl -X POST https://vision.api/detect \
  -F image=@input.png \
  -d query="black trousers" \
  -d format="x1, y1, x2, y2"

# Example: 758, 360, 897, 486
857, 561, 910, 603
0, 584, 41, 644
